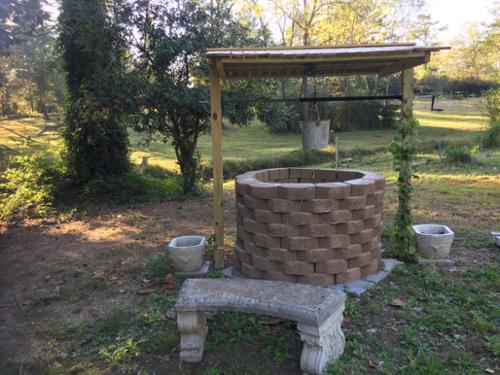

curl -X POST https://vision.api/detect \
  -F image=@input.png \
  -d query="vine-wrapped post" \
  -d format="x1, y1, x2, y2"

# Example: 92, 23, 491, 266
390, 68, 419, 262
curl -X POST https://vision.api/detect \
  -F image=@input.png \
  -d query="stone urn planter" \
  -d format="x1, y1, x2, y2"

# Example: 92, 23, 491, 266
301, 120, 330, 150
413, 224, 454, 260
168, 236, 205, 272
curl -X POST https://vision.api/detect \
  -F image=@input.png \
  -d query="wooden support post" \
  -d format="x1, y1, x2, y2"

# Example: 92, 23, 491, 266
210, 62, 225, 269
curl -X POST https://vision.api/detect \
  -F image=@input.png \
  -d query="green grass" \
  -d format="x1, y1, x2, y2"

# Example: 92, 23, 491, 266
127, 100, 488, 172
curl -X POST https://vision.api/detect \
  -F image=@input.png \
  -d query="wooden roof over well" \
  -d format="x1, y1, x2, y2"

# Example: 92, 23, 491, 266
206, 43, 450, 80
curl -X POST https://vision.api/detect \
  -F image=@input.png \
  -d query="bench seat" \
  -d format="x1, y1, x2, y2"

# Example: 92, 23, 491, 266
175, 278, 346, 374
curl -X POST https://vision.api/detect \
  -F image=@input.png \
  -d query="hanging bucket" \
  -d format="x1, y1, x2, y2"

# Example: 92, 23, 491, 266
301, 120, 331, 150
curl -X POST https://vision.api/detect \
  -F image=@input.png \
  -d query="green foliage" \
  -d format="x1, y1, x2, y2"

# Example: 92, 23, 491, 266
330, 101, 398, 131
130, 0, 269, 194
142, 253, 174, 283
481, 88, 500, 122
256, 101, 300, 133
0, 153, 65, 222
99, 338, 140, 365
81, 171, 184, 205
483, 120, 500, 148
445, 145, 474, 163
59, 0, 131, 184
388, 113, 419, 262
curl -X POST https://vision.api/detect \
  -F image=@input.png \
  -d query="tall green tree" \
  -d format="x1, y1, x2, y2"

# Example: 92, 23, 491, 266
59, 0, 130, 183
130, 0, 268, 194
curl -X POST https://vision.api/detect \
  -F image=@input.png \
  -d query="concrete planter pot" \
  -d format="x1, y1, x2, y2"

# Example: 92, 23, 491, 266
168, 236, 205, 272
413, 224, 454, 260
300, 120, 330, 150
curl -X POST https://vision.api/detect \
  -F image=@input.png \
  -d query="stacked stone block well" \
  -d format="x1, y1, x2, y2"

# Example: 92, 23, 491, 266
234, 168, 385, 286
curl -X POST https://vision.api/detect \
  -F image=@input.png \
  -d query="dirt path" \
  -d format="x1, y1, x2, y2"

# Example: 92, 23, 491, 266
0, 197, 236, 372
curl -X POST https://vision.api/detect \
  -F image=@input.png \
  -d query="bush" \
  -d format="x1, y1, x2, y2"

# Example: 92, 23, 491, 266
256, 101, 300, 133
0, 153, 66, 222
142, 253, 174, 283
81, 171, 184, 205
445, 145, 473, 163
329, 101, 398, 131
483, 120, 500, 148
481, 88, 500, 122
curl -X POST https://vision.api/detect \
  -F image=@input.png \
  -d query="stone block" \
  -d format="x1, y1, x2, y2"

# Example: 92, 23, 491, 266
250, 182, 279, 200
347, 220, 364, 234
313, 169, 337, 182
243, 218, 258, 234
334, 244, 362, 259
298, 274, 335, 287
284, 236, 318, 251
254, 209, 281, 224
330, 234, 350, 249
316, 182, 351, 200
237, 202, 254, 219
267, 271, 298, 283
315, 259, 348, 274
268, 198, 291, 213
335, 267, 361, 284
285, 212, 313, 226
252, 255, 279, 272
340, 196, 367, 210
347, 178, 375, 196
301, 224, 332, 238
348, 252, 372, 268
278, 183, 316, 200
268, 248, 297, 262
269, 223, 289, 237
330, 210, 352, 224
361, 259, 379, 277
241, 263, 265, 279
351, 229, 374, 245
297, 248, 334, 263
289, 167, 314, 180
283, 261, 314, 275
243, 241, 267, 257
254, 233, 281, 248
304, 199, 333, 213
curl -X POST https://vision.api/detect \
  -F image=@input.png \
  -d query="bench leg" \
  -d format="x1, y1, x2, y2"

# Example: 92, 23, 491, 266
297, 306, 345, 375
177, 311, 207, 362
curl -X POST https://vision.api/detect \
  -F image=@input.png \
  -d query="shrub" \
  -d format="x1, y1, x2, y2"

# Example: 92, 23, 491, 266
481, 88, 500, 122
445, 145, 473, 163
256, 101, 300, 133
329, 101, 398, 131
0, 153, 66, 222
81, 171, 184, 205
142, 253, 174, 283
483, 120, 500, 148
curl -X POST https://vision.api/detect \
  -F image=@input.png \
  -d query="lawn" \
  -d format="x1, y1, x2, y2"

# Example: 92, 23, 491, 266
0, 100, 498, 374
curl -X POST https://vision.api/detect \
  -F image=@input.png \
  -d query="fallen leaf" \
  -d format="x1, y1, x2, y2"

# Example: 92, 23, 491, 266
166, 309, 176, 320
485, 369, 494, 374
390, 298, 405, 307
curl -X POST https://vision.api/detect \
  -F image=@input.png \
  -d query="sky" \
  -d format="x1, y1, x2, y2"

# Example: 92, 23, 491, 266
428, 0, 497, 41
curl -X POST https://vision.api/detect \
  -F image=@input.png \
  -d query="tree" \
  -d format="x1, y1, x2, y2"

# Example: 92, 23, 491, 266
130, 0, 267, 194
59, 0, 131, 183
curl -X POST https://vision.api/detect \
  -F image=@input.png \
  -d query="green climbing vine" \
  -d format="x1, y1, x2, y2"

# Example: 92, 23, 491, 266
388, 109, 420, 262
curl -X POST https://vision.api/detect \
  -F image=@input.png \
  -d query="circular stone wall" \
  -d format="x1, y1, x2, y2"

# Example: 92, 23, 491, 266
234, 168, 385, 286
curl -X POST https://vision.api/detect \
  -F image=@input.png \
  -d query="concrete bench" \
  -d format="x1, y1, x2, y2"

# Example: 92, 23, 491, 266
175, 278, 346, 374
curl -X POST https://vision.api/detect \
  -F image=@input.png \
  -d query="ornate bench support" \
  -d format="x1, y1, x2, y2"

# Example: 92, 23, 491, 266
177, 311, 207, 362
175, 279, 346, 374
298, 307, 345, 374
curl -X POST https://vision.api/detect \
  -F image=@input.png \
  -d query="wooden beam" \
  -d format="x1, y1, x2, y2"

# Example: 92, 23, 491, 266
215, 58, 227, 84
378, 54, 430, 76
401, 68, 414, 116
209, 65, 225, 269
219, 52, 427, 66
